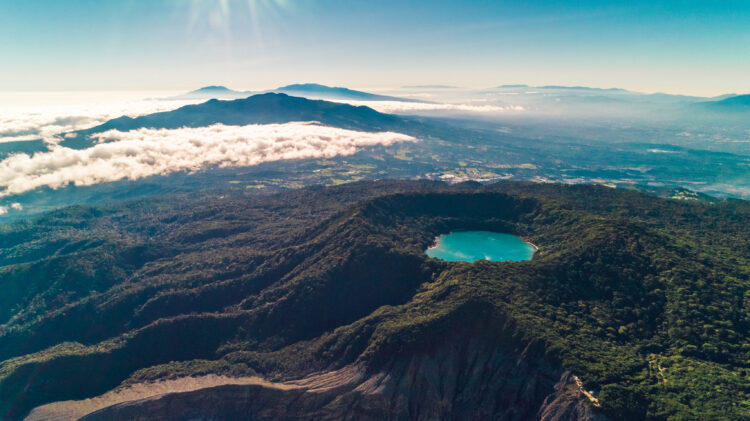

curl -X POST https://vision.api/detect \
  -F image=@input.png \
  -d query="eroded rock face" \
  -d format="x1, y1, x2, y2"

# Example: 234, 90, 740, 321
78, 335, 606, 421
538, 372, 609, 421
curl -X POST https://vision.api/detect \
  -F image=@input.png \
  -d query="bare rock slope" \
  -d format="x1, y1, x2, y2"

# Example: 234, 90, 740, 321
70, 331, 603, 421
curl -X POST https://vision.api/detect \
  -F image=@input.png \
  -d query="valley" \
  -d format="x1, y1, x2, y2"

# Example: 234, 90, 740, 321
2, 93, 748, 223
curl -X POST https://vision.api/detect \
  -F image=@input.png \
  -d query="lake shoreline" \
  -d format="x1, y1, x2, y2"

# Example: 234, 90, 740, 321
426, 231, 535, 262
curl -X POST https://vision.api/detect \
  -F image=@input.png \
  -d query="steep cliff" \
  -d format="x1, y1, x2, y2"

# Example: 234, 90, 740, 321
61, 327, 604, 421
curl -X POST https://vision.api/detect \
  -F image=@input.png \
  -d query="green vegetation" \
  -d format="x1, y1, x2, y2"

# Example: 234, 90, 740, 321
0, 180, 748, 420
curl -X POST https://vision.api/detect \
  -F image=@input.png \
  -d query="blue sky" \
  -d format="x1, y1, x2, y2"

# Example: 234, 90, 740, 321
0, 0, 748, 96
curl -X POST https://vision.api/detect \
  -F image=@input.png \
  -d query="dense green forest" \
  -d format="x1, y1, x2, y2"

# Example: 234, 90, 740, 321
0, 180, 748, 420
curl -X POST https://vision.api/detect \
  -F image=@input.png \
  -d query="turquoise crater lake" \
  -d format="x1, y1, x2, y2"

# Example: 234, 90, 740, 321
425, 231, 536, 262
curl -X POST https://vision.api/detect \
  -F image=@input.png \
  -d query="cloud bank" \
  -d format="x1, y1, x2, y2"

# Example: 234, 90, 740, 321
0, 92, 202, 144
0, 123, 416, 197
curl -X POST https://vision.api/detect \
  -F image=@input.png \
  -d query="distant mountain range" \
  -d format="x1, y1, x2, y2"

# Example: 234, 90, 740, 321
494, 84, 743, 100
171, 85, 251, 100
167, 83, 749, 117
64, 93, 415, 149
168, 83, 420, 103
488, 84, 749, 116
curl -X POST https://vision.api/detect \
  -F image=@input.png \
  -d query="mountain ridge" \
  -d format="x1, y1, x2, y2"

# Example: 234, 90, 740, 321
63, 93, 417, 149
166, 83, 421, 103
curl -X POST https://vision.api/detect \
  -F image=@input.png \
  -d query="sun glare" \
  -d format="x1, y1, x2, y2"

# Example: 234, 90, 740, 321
185, 0, 292, 49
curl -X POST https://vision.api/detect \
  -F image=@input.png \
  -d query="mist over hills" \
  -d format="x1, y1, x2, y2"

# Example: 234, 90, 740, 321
160, 83, 750, 125
701, 93, 750, 111
488, 84, 747, 108
273, 83, 423, 102
172, 82, 747, 108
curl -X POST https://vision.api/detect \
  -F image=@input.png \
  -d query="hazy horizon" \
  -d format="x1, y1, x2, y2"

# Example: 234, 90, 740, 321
0, 83, 743, 99
2, 0, 749, 96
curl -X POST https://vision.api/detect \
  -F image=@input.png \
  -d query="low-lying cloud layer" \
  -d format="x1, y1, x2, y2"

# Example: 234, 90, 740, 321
0, 92, 202, 144
0, 122, 416, 196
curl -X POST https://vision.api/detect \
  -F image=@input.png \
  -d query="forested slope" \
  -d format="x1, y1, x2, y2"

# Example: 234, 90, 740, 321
0, 180, 747, 420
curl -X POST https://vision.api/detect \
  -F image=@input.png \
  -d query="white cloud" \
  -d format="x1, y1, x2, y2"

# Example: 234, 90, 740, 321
0, 122, 416, 197
10, 202, 22, 210
0, 206, 6, 215
0, 91, 201, 144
